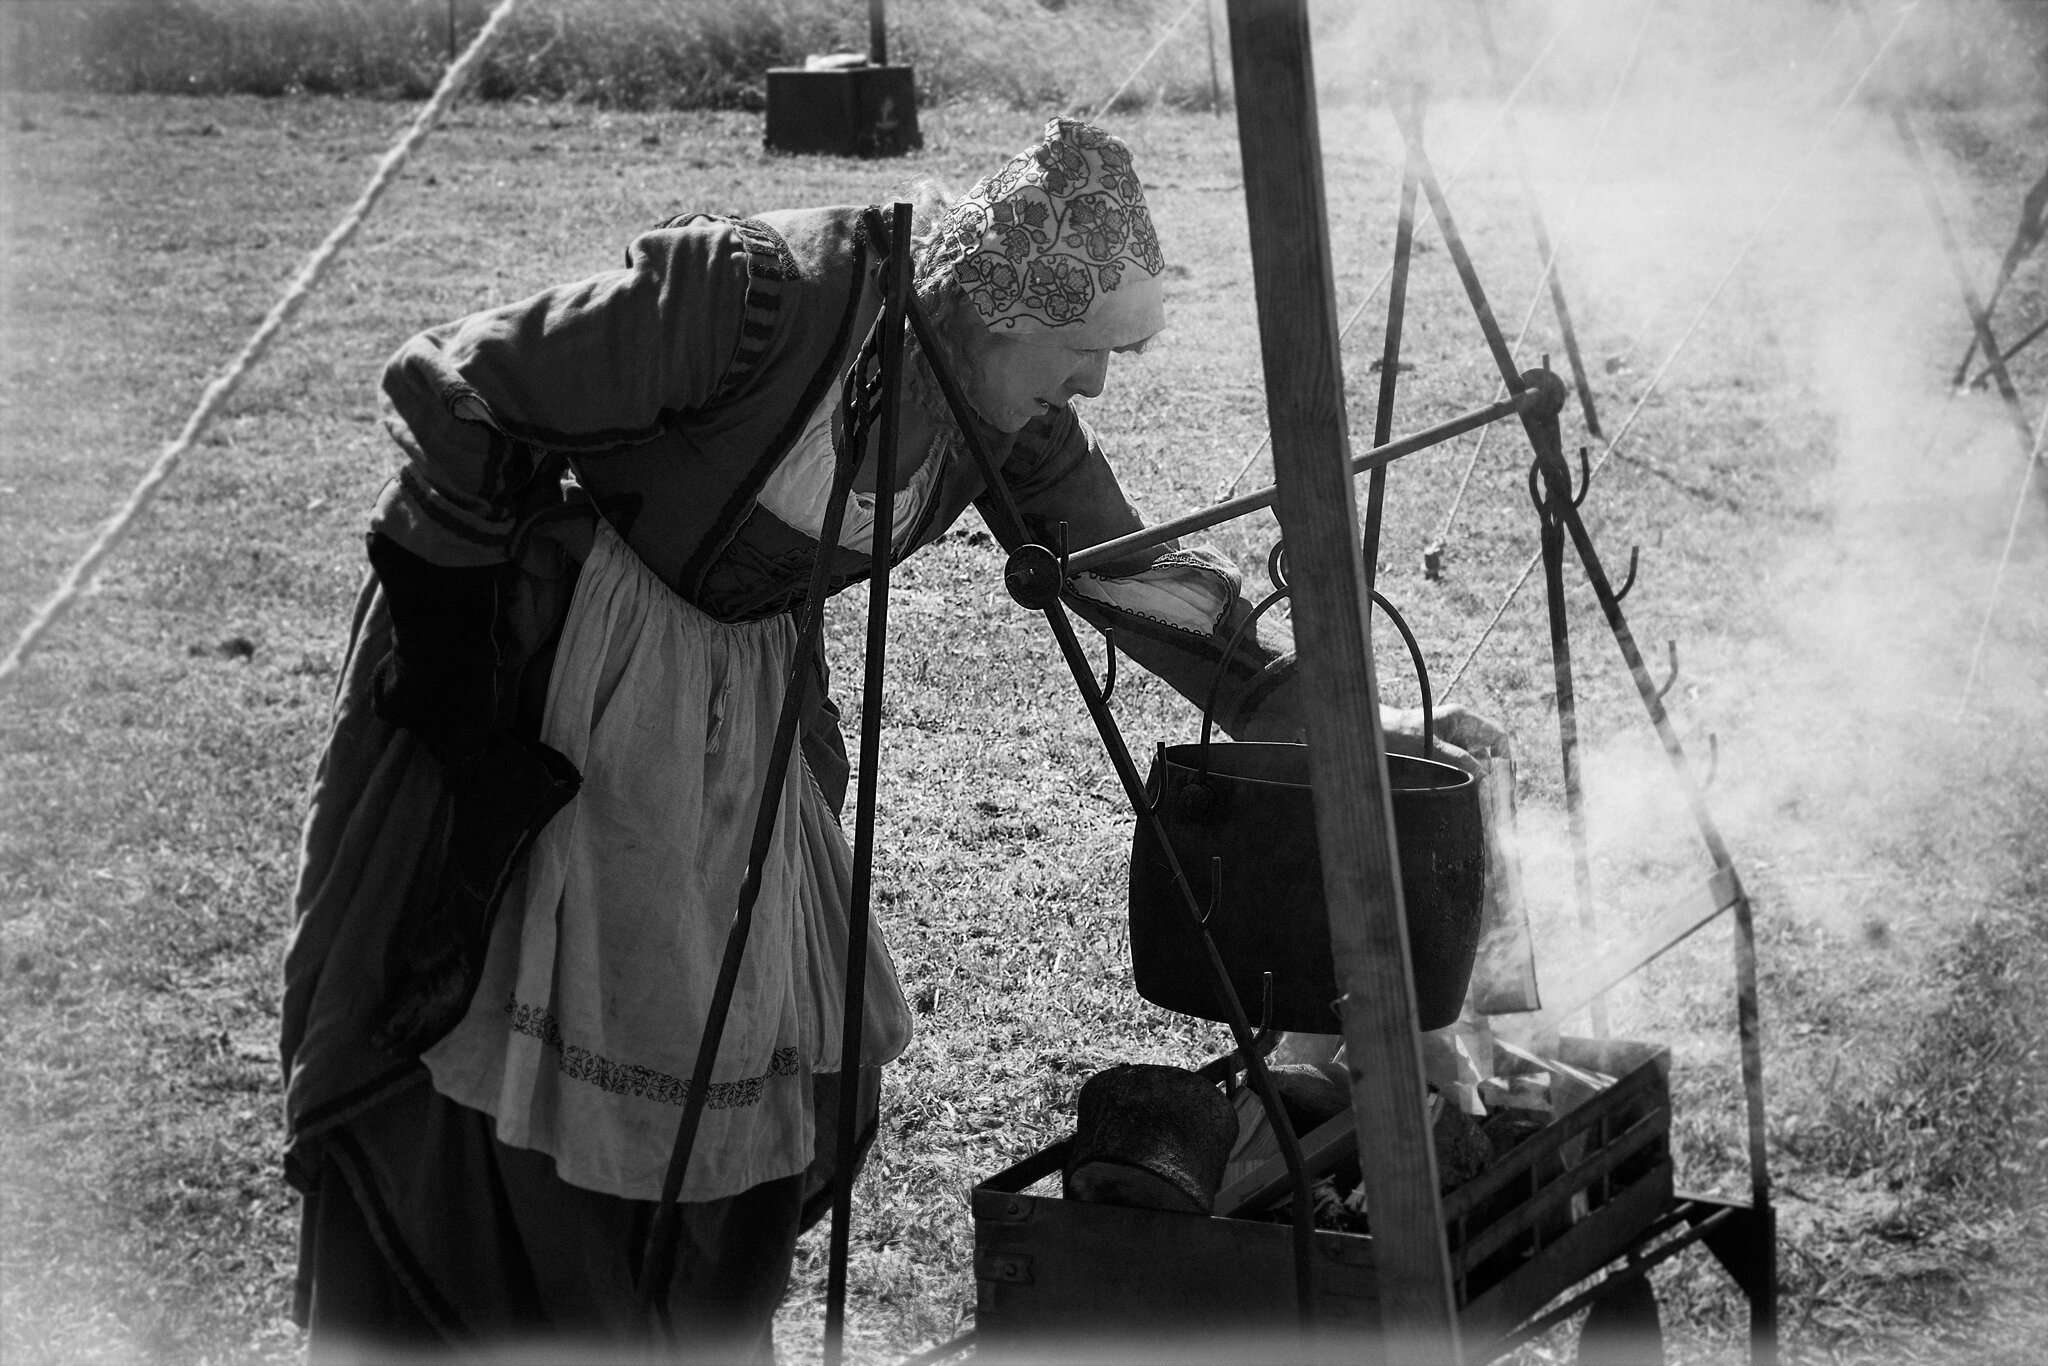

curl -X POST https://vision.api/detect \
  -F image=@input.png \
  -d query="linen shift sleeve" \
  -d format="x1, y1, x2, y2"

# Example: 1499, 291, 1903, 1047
983, 406, 1295, 737
370, 219, 756, 567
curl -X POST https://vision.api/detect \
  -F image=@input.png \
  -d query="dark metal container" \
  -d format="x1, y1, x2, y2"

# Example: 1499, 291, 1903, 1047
764, 65, 922, 158
974, 1038, 1681, 1362
1129, 744, 1485, 1033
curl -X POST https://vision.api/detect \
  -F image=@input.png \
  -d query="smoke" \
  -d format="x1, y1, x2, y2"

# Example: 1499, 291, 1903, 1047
1298, 1, 2048, 1014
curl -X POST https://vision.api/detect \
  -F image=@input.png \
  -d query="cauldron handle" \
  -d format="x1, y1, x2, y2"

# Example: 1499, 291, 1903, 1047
1197, 543, 1435, 774
1369, 588, 1436, 769
1196, 581, 1295, 776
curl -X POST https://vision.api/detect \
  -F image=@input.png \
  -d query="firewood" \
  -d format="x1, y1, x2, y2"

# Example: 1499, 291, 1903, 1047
1064, 1064, 1238, 1214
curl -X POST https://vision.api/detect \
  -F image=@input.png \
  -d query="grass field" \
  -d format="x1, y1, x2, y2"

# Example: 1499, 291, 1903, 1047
0, 0, 1234, 113
2, 16, 2047, 1365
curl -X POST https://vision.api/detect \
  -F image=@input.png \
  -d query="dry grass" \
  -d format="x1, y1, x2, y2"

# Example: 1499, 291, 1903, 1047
0, 0, 1232, 113
2, 16, 2047, 1364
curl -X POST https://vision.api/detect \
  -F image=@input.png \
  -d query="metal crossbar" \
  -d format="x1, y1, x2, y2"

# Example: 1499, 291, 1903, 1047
1439, 3, 1920, 700
1214, 12, 1575, 501
1430, 0, 1657, 560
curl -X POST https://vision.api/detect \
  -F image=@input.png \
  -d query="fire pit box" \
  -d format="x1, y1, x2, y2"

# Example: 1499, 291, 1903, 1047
972, 1036, 1672, 1358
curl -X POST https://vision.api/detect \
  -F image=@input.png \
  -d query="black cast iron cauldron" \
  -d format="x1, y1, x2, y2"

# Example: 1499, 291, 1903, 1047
1127, 582, 1486, 1034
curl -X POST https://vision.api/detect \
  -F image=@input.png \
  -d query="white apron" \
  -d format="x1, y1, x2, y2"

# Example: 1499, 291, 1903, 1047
425, 521, 913, 1203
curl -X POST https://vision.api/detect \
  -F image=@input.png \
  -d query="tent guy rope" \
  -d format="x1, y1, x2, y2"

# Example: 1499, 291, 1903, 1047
1428, 0, 1658, 560
1214, 10, 1573, 501
1086, 0, 1206, 124
1439, 1, 1918, 701
0, 0, 522, 686
1958, 388, 2048, 718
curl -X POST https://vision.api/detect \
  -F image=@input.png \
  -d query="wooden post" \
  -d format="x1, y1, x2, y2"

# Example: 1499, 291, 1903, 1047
1223, 2, 1461, 1361
868, 0, 888, 66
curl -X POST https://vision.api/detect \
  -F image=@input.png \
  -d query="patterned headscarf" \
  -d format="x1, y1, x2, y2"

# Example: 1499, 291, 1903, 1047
921, 117, 1167, 349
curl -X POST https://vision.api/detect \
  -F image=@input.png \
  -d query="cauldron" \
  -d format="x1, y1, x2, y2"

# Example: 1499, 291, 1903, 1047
1126, 581, 1486, 1034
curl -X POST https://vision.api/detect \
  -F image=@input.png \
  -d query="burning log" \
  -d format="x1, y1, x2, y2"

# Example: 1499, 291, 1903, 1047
1064, 1064, 1239, 1214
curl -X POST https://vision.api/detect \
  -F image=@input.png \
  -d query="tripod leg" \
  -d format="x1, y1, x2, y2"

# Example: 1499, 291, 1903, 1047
1536, 479, 1607, 1037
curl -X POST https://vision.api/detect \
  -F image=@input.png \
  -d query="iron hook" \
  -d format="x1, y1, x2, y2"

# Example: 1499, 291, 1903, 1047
1200, 856, 1224, 926
1267, 540, 1291, 593
1654, 640, 1681, 701
1613, 546, 1641, 602
1098, 628, 1118, 705
1572, 446, 1593, 508
1527, 459, 1547, 515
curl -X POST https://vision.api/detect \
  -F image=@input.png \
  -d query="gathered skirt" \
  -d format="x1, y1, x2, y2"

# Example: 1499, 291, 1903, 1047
421, 519, 912, 1203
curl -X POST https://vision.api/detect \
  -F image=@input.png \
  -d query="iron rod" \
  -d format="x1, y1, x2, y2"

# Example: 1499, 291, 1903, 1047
1043, 584, 1324, 1325
1546, 490, 1774, 1362
1066, 388, 1541, 577
1471, 0, 1604, 438
1553, 497, 1732, 867
1536, 465, 1607, 1038
824, 202, 913, 1366
1503, 866, 1741, 1041
1890, 108, 2030, 433
1391, 103, 1524, 397
1855, 2, 2035, 470
1364, 150, 1418, 591
636, 308, 873, 1316
1485, 1207, 1740, 1358
1949, 158, 2046, 386
903, 291, 1323, 1324
1966, 311, 2048, 390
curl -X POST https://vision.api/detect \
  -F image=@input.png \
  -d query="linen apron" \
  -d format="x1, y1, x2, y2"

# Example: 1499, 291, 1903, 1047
425, 520, 912, 1203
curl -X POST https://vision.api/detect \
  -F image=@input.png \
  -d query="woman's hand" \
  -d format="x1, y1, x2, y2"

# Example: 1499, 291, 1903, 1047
1381, 703, 1511, 776
1229, 653, 1509, 775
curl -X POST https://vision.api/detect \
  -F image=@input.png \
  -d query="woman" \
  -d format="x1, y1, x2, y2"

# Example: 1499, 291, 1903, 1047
280, 117, 1495, 1361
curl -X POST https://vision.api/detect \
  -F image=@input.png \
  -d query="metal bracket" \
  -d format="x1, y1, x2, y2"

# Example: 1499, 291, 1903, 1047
1613, 546, 1641, 602
1654, 640, 1681, 701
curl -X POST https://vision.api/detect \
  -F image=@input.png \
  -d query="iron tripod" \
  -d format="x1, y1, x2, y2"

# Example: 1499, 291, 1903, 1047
1523, 432, 1779, 1366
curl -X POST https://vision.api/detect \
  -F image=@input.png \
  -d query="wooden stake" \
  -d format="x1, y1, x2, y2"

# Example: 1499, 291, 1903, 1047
1205, 0, 1223, 115
1223, 2, 1461, 1360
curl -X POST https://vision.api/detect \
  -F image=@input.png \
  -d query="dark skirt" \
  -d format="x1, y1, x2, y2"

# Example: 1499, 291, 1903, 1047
299, 1070, 878, 1364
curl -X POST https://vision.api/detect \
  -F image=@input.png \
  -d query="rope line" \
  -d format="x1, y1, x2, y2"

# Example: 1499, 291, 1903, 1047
1429, 0, 1657, 554
1439, 3, 1917, 702
1214, 13, 1574, 502
0, 0, 521, 686
1590, 3, 1914, 484
1958, 389, 2048, 717
1442, 554, 1542, 702
1087, 0, 1205, 124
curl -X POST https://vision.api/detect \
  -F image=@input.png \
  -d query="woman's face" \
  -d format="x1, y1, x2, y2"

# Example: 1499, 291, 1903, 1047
955, 325, 1134, 433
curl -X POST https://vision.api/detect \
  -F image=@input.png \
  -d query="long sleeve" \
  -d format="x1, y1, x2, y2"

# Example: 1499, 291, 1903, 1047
981, 405, 1296, 738
371, 218, 757, 568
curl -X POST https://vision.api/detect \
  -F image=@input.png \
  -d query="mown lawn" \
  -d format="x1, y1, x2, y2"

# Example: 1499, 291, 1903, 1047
2, 69, 2045, 1366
